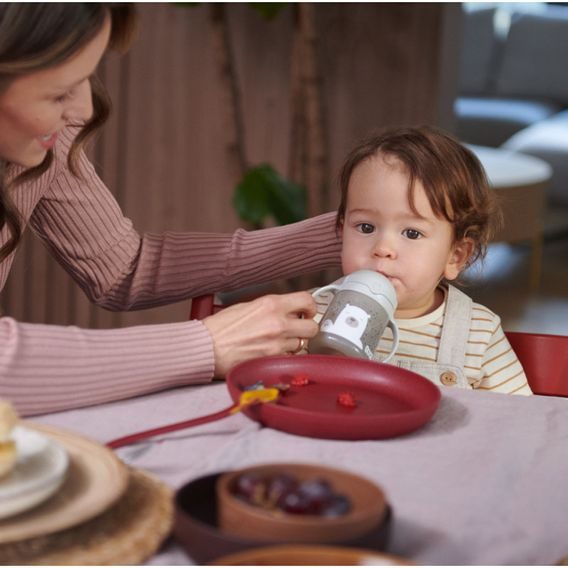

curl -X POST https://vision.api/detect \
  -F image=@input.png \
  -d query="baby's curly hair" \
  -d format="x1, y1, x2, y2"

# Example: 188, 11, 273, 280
337, 126, 502, 269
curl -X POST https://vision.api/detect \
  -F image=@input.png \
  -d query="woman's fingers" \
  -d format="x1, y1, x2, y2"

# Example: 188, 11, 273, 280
202, 292, 319, 376
280, 290, 318, 320
289, 337, 308, 354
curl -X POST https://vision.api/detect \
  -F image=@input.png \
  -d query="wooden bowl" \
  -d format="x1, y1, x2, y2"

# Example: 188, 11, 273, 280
174, 473, 392, 564
216, 463, 387, 544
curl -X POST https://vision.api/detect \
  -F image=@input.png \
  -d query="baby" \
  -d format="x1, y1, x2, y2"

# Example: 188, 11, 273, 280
310, 126, 531, 395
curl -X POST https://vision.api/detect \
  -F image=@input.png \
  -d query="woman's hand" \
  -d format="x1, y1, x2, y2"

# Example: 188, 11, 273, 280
202, 292, 318, 377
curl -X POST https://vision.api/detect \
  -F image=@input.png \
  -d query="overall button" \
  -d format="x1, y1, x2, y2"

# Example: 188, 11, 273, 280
440, 371, 457, 386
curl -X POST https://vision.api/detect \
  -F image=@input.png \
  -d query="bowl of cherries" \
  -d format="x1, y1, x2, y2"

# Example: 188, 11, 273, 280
216, 463, 387, 544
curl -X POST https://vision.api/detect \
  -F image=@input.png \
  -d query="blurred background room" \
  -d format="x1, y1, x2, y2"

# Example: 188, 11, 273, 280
3, 2, 567, 335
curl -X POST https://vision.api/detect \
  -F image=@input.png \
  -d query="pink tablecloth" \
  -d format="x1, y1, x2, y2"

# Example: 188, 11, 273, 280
34, 382, 568, 565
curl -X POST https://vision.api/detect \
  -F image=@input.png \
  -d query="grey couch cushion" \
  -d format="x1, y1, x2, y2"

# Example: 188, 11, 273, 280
455, 97, 561, 147
459, 7, 498, 95
496, 9, 568, 104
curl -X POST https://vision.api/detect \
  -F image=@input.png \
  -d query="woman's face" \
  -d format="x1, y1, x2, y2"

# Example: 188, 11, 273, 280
0, 15, 111, 168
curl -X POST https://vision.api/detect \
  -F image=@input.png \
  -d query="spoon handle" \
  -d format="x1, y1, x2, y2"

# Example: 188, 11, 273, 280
106, 387, 280, 449
106, 404, 238, 449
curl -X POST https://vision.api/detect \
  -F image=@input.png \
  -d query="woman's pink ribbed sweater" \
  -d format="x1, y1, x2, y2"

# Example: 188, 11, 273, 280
0, 129, 341, 416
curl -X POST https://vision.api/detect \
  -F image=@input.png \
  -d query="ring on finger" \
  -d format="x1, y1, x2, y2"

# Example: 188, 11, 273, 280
291, 338, 307, 354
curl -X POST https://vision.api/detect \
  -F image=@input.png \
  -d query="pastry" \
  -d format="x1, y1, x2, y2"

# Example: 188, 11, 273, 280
0, 399, 18, 479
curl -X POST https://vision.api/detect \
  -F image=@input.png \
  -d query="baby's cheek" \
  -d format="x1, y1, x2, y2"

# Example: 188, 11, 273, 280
340, 253, 355, 275
390, 280, 403, 301
341, 250, 366, 274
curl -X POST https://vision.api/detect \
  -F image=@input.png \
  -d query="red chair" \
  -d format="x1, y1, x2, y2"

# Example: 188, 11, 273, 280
190, 294, 222, 320
505, 331, 568, 397
190, 296, 568, 397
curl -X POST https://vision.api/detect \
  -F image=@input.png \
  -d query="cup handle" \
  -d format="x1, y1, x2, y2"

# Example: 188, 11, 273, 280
382, 320, 399, 363
311, 284, 339, 298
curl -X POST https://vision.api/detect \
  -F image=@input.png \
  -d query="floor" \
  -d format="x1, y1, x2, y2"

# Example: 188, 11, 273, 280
461, 214, 568, 335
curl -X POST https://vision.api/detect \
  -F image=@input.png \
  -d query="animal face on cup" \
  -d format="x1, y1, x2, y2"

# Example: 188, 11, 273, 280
321, 304, 370, 350
309, 270, 399, 362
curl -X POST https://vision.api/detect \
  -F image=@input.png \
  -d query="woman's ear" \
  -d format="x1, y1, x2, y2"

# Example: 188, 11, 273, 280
444, 238, 474, 281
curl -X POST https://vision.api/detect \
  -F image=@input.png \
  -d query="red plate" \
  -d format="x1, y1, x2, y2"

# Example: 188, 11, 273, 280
226, 354, 441, 440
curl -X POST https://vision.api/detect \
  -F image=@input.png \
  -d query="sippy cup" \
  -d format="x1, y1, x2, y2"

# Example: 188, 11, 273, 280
308, 270, 399, 362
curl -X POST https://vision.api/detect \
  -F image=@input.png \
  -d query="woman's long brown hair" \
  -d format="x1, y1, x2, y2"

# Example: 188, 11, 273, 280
0, 3, 138, 262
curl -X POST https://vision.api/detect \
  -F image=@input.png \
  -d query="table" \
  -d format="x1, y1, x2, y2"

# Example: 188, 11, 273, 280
32, 382, 568, 565
468, 145, 553, 290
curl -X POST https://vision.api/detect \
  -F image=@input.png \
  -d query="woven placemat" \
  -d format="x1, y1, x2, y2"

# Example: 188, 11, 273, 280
0, 467, 173, 565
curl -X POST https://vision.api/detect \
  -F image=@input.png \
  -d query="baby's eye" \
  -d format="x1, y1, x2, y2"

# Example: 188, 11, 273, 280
357, 223, 375, 234
402, 228, 423, 240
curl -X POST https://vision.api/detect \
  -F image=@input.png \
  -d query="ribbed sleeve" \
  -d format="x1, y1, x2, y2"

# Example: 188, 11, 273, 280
25, 129, 341, 309
0, 128, 342, 416
0, 317, 214, 416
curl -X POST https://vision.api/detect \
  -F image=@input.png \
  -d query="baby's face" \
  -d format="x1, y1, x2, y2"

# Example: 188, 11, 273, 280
340, 154, 467, 319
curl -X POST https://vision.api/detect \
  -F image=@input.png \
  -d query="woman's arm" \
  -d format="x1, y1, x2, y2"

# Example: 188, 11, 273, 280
2, 130, 340, 416
29, 129, 342, 311
0, 289, 320, 417
0, 316, 215, 417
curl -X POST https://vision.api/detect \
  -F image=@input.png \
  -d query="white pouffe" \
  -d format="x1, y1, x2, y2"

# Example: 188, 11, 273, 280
502, 111, 568, 206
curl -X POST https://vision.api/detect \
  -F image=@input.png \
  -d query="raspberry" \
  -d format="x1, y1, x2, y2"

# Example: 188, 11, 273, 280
337, 391, 357, 408
291, 374, 310, 387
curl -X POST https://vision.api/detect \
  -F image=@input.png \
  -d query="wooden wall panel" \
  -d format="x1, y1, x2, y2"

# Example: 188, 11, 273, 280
230, 5, 295, 174
2, 2, 460, 329
319, 3, 456, 212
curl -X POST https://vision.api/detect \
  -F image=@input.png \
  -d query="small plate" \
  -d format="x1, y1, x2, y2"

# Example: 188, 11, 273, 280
227, 355, 441, 440
0, 422, 129, 544
212, 544, 412, 565
0, 426, 69, 520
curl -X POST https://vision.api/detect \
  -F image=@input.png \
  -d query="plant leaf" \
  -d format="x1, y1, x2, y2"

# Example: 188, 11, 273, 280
233, 164, 307, 227
249, 3, 288, 20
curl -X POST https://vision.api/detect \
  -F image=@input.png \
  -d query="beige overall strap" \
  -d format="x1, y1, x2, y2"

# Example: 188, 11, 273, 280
436, 285, 473, 368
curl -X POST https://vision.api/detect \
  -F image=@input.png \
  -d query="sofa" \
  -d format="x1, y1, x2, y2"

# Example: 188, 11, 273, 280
454, 6, 568, 208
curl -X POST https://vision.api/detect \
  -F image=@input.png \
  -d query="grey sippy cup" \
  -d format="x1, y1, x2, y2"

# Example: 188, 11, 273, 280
308, 270, 399, 362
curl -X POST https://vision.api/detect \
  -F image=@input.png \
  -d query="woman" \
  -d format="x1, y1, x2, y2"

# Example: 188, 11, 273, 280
0, 4, 341, 416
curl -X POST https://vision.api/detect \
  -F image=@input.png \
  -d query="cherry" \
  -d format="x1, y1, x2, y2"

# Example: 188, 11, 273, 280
297, 478, 333, 513
266, 474, 298, 506
232, 472, 265, 505
321, 494, 351, 517
279, 489, 312, 514
230, 472, 352, 518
